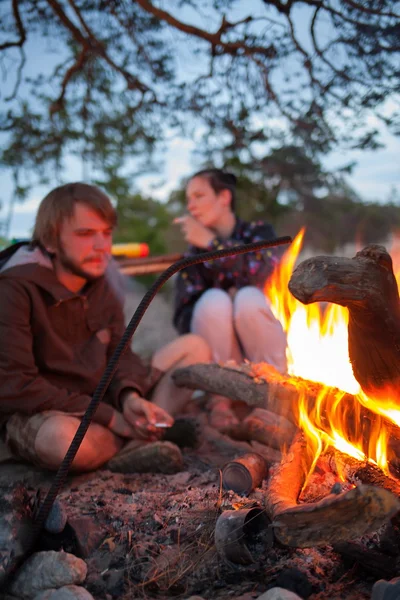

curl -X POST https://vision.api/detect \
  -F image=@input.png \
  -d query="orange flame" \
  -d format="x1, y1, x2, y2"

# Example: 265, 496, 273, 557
264, 229, 400, 475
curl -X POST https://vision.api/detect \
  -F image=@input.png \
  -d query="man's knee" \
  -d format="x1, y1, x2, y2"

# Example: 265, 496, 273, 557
34, 416, 119, 470
35, 415, 81, 467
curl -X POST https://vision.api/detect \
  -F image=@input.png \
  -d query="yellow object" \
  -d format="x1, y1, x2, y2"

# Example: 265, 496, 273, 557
112, 243, 150, 258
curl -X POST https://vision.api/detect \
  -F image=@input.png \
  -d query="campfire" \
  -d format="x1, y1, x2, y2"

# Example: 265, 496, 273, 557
265, 229, 400, 474
173, 232, 400, 575
5, 233, 400, 599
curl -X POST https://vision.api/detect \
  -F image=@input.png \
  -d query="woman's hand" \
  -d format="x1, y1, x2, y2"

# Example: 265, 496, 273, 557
174, 215, 215, 248
121, 390, 174, 441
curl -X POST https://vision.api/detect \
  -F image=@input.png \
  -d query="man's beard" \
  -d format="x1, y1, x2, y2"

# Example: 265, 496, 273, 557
58, 246, 106, 281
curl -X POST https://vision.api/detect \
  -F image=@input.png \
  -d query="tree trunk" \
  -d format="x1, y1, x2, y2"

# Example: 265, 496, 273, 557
288, 244, 400, 396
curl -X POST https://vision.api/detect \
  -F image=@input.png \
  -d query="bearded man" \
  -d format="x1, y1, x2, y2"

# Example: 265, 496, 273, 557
0, 183, 210, 473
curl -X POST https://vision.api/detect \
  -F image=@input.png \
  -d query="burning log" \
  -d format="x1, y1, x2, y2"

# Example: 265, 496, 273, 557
288, 244, 400, 396
265, 432, 310, 518
324, 447, 400, 497
172, 363, 400, 459
264, 434, 400, 548
172, 362, 309, 417
272, 483, 400, 548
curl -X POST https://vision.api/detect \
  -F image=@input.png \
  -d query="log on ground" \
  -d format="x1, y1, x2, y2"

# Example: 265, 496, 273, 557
272, 484, 400, 548
226, 408, 297, 450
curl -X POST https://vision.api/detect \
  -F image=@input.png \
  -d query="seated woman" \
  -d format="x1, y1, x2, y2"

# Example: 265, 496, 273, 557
173, 168, 287, 430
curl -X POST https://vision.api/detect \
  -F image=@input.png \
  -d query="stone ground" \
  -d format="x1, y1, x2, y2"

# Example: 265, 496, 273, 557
0, 282, 396, 599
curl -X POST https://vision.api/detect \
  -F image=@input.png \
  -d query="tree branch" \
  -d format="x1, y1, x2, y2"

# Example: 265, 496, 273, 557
285, 11, 343, 105
50, 48, 88, 115
135, 0, 276, 58
44, 0, 154, 107
309, 7, 366, 87
341, 0, 399, 19
0, 0, 26, 51
67, 0, 97, 39
4, 46, 26, 101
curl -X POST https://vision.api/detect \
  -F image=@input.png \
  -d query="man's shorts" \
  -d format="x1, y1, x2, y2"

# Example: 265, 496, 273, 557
0, 411, 83, 467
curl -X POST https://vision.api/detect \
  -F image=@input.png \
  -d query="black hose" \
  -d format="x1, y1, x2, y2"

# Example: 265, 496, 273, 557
32, 235, 291, 539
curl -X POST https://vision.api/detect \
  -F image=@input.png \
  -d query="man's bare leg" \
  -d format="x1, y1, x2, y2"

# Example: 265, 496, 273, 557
35, 415, 123, 472
151, 334, 211, 415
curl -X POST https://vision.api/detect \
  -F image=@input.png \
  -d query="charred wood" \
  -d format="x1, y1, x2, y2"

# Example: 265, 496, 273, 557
288, 245, 400, 396
324, 447, 400, 497
226, 408, 297, 450
265, 431, 310, 520
271, 483, 400, 548
332, 540, 400, 579
264, 432, 400, 547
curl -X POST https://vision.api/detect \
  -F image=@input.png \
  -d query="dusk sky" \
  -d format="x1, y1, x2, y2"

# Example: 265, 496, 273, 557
0, 2, 399, 240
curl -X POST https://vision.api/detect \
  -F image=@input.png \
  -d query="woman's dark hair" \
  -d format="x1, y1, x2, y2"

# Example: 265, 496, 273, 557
190, 168, 237, 212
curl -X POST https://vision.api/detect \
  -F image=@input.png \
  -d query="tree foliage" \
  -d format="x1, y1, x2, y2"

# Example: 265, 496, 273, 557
0, 0, 399, 190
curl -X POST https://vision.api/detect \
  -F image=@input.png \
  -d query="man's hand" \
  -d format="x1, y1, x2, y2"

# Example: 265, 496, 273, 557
174, 215, 215, 249
120, 390, 174, 441
108, 410, 137, 438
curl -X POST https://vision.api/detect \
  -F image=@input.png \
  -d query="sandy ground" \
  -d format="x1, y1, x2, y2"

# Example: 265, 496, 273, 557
0, 423, 377, 600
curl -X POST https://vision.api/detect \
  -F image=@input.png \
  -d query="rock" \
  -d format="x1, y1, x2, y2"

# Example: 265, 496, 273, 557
8, 551, 87, 599
372, 577, 400, 600
257, 589, 304, 600
103, 568, 124, 596
44, 499, 68, 535
0, 482, 34, 588
275, 568, 312, 599
33, 586, 94, 599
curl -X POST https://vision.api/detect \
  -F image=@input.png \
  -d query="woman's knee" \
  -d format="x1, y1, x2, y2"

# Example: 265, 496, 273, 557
192, 289, 232, 321
234, 286, 268, 320
177, 333, 212, 363
153, 334, 212, 372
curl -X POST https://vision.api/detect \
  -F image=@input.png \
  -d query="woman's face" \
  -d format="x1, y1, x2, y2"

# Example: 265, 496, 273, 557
186, 176, 230, 229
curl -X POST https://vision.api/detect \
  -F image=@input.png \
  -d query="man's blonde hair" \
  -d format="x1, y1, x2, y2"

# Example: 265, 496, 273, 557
32, 182, 117, 249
